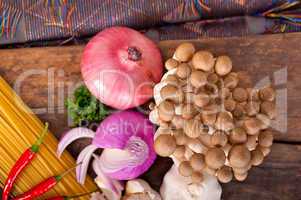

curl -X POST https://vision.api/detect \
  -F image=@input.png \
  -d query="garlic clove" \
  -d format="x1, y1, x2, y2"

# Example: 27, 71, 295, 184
160, 165, 222, 200
125, 179, 161, 200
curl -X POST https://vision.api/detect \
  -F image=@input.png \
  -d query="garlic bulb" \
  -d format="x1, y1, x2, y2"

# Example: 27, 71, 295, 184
160, 165, 222, 200
125, 179, 161, 200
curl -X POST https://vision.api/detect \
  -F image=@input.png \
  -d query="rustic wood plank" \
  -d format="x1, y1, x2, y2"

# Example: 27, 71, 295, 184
0, 33, 301, 199
0, 33, 300, 142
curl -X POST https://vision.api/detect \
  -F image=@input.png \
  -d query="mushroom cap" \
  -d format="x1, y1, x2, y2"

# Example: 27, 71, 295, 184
215, 56, 232, 76
215, 112, 234, 132
163, 74, 179, 86
202, 113, 217, 126
224, 98, 236, 112
194, 93, 210, 108
173, 145, 186, 159
259, 87, 275, 101
229, 127, 247, 144
184, 118, 202, 138
205, 148, 226, 169
207, 73, 219, 84
211, 131, 228, 147
154, 134, 177, 157
182, 103, 197, 119
178, 161, 193, 177
234, 172, 248, 182
165, 58, 179, 70
232, 163, 251, 174
190, 153, 206, 171
174, 42, 196, 62
244, 101, 260, 116
177, 63, 192, 79
175, 131, 188, 145
251, 148, 264, 166
256, 114, 271, 130
258, 130, 273, 147
245, 135, 258, 151
233, 104, 246, 119
217, 166, 233, 183
246, 88, 260, 101
233, 88, 248, 102
243, 118, 262, 135
199, 134, 214, 148
171, 115, 185, 129
224, 73, 239, 89
191, 171, 204, 183
190, 70, 207, 88
158, 101, 175, 122
219, 87, 231, 99
204, 165, 217, 176
228, 145, 251, 168
258, 145, 271, 157
261, 101, 276, 119
160, 85, 182, 103
192, 51, 215, 72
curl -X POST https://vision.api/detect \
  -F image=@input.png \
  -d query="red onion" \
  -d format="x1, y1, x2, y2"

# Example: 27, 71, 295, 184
81, 26, 163, 110
57, 111, 156, 185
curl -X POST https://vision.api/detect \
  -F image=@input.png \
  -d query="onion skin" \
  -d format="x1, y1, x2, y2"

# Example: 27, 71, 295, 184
81, 26, 163, 110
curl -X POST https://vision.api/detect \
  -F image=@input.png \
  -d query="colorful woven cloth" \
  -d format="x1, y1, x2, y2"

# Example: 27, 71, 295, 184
0, 0, 300, 44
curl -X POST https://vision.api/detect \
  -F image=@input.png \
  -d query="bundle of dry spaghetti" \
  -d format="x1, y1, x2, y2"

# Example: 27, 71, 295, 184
0, 76, 97, 199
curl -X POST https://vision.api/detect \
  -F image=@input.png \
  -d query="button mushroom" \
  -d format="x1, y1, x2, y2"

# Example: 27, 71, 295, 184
179, 161, 194, 177
190, 70, 207, 88
229, 127, 247, 144
228, 145, 251, 168
174, 43, 196, 62
233, 88, 248, 102
158, 101, 175, 122
154, 134, 177, 157
259, 87, 275, 101
215, 56, 232, 76
165, 58, 179, 71
258, 130, 273, 147
192, 51, 215, 72
216, 166, 233, 183
190, 153, 206, 171
205, 148, 226, 169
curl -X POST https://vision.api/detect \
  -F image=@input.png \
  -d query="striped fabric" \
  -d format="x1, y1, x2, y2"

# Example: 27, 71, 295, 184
0, 0, 300, 44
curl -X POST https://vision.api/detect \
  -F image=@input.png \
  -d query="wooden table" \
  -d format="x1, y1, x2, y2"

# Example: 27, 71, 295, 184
1, 33, 300, 200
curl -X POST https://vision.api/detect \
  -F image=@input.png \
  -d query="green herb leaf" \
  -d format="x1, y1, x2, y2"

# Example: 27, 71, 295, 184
65, 85, 109, 127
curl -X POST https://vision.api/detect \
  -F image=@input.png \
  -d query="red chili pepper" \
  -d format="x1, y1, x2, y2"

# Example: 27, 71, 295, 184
14, 175, 62, 200
14, 166, 77, 200
2, 123, 49, 200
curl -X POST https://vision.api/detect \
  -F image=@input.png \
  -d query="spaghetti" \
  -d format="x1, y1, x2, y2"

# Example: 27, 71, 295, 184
0, 76, 96, 199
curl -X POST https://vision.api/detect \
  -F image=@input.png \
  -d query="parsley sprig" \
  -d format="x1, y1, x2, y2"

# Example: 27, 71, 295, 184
65, 85, 109, 126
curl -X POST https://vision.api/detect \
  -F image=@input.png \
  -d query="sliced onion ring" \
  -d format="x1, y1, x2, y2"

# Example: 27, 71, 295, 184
57, 127, 95, 157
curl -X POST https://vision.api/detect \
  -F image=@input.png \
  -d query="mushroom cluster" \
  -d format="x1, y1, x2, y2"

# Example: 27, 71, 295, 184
150, 42, 276, 184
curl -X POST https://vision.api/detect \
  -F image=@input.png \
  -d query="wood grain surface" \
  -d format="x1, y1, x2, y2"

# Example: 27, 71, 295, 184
0, 33, 300, 199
